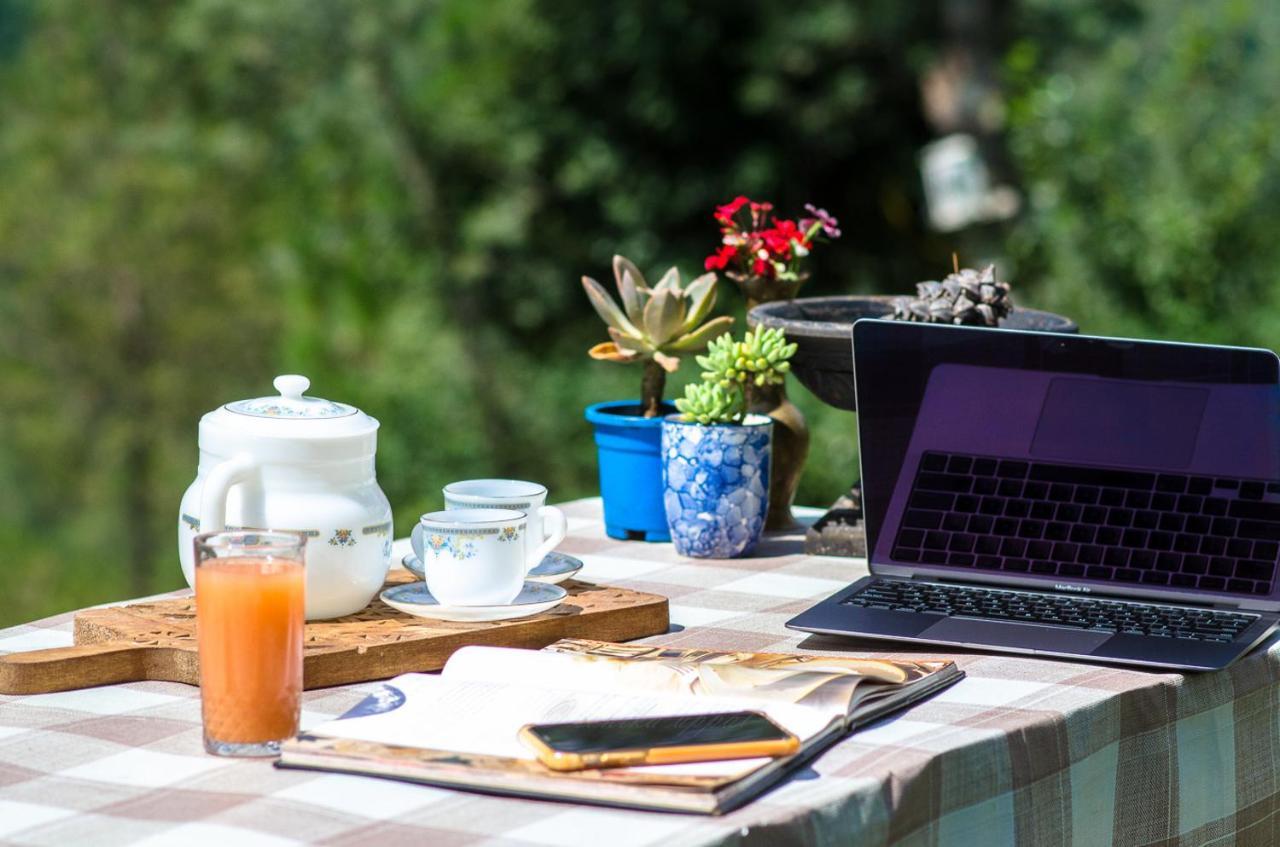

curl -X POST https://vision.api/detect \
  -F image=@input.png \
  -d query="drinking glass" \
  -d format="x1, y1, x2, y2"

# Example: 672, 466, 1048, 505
195, 531, 306, 757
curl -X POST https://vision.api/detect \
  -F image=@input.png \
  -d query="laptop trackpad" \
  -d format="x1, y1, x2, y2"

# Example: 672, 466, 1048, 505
920, 617, 1111, 653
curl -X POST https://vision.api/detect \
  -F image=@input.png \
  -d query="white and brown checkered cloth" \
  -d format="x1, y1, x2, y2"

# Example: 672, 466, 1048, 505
1, 498, 1277, 846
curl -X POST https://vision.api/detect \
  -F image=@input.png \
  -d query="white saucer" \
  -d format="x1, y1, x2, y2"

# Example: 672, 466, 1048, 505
402, 550, 583, 585
380, 581, 568, 623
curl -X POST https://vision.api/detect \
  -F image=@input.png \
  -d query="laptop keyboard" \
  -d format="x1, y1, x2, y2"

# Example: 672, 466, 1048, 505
842, 579, 1256, 643
892, 451, 1280, 596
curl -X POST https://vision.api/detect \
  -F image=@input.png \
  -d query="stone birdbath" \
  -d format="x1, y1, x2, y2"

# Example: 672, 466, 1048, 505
748, 295, 1078, 556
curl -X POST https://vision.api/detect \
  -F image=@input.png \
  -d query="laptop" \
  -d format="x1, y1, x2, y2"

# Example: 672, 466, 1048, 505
787, 320, 1280, 670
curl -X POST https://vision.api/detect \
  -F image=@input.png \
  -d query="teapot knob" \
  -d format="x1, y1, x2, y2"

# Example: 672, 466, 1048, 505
273, 374, 310, 400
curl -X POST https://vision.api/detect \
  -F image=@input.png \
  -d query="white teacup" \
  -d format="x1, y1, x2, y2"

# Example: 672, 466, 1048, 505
443, 479, 567, 569
412, 509, 535, 606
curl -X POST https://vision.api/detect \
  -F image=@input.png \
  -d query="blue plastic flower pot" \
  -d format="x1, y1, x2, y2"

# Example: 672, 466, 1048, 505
585, 400, 674, 542
661, 414, 773, 558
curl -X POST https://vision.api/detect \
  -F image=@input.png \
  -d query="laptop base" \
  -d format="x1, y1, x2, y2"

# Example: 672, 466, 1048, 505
787, 576, 1279, 672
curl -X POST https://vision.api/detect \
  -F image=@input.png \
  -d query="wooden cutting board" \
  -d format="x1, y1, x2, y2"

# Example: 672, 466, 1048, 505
0, 570, 669, 695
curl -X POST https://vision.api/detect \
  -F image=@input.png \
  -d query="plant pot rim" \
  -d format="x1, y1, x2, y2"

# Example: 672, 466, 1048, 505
585, 400, 677, 426
748, 296, 1078, 340
661, 413, 773, 430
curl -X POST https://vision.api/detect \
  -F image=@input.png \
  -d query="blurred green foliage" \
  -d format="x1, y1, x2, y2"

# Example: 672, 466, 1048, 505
0, 0, 937, 623
2, 0, 1276, 625
1004, 0, 1280, 344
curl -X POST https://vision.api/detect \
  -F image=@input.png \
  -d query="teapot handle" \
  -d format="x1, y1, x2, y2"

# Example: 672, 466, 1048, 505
198, 453, 259, 534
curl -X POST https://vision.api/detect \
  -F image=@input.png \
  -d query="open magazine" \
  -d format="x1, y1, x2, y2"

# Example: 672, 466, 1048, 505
278, 639, 962, 814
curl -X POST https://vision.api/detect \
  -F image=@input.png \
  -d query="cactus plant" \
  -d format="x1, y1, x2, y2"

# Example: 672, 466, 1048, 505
583, 255, 734, 418
890, 262, 1013, 326
675, 327, 797, 425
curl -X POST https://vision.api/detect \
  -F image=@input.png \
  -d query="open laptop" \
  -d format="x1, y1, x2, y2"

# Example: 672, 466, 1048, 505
787, 320, 1280, 670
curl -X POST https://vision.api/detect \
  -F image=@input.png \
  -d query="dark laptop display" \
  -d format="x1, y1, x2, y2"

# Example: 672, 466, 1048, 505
859, 323, 1280, 606
787, 321, 1280, 670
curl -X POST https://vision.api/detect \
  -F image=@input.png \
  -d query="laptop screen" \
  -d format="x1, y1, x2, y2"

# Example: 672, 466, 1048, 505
853, 320, 1280, 605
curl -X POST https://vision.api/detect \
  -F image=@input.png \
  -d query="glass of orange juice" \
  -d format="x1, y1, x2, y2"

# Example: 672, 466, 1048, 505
195, 531, 306, 757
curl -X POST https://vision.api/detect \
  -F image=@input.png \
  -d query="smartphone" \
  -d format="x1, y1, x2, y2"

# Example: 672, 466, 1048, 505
518, 710, 800, 772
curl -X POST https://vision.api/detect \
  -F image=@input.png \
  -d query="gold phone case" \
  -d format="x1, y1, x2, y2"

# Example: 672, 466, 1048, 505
517, 711, 801, 772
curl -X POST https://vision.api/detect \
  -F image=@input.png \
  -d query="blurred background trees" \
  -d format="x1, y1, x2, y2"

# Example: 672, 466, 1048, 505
1005, 0, 1280, 344
1, 0, 1276, 624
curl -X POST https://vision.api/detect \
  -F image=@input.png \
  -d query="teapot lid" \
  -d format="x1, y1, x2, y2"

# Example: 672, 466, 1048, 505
199, 374, 379, 462
226, 375, 356, 420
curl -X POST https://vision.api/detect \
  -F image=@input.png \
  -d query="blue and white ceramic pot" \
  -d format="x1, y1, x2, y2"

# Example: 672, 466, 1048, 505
661, 414, 773, 559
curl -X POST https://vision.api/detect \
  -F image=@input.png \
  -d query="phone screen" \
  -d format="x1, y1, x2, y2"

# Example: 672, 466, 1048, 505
526, 711, 790, 754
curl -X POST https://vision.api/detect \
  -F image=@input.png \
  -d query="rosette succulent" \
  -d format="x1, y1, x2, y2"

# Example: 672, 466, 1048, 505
675, 327, 796, 425
583, 255, 734, 417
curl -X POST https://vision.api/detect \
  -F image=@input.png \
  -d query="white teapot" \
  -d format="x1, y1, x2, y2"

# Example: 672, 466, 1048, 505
178, 374, 393, 619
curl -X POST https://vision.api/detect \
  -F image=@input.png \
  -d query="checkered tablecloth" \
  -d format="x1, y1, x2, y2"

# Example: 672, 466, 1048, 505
2, 498, 1278, 846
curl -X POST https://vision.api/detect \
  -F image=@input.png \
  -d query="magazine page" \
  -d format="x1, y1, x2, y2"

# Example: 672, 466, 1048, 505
443, 640, 951, 717
306, 672, 835, 780
552, 640, 956, 715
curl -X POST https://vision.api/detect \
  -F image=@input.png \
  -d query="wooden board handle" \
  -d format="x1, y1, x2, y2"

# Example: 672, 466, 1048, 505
0, 641, 157, 695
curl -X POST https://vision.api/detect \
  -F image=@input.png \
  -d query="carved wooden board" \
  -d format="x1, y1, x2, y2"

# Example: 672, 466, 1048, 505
0, 570, 669, 695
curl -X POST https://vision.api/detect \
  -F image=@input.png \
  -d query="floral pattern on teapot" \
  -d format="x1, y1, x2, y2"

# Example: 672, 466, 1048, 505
328, 529, 357, 547
226, 398, 354, 419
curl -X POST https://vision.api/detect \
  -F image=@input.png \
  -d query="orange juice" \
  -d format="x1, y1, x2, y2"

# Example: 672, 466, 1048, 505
196, 557, 304, 746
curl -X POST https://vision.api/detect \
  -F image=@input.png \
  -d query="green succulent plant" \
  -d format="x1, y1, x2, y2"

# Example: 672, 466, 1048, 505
675, 327, 797, 425
583, 255, 734, 417
696, 325, 797, 390
674, 381, 747, 425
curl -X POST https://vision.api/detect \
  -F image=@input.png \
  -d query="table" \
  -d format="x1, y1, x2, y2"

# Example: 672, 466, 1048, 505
1, 498, 1277, 846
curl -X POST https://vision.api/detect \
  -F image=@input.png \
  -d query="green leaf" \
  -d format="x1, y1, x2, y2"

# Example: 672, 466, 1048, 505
613, 255, 648, 291
618, 270, 645, 325
667, 316, 734, 352
653, 266, 680, 293
608, 326, 650, 355
681, 273, 718, 331
582, 275, 640, 336
643, 287, 684, 346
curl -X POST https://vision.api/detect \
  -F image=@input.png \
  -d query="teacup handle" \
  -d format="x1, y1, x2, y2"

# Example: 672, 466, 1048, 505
411, 523, 424, 561
528, 505, 566, 571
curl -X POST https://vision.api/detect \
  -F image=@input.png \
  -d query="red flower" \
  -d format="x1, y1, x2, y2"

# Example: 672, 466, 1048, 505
704, 244, 738, 271
713, 196, 751, 224
761, 219, 804, 258
706, 196, 837, 282
760, 230, 789, 258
